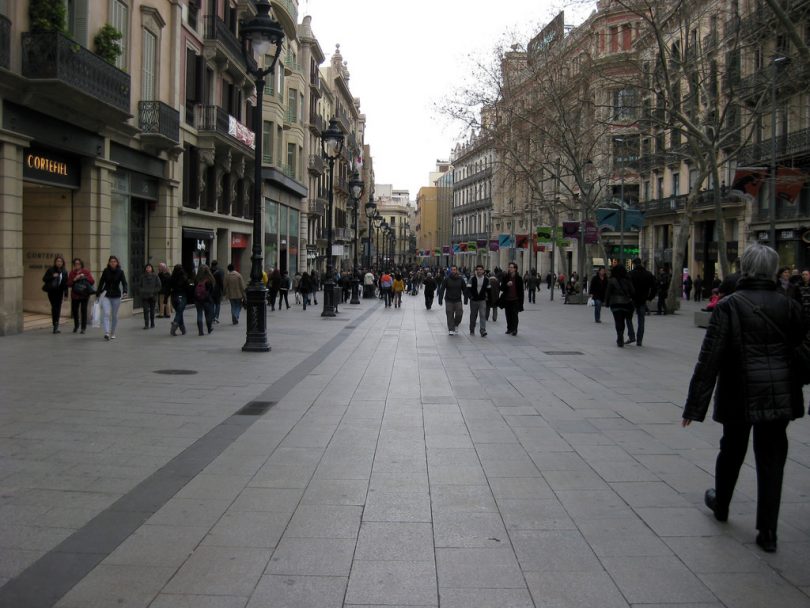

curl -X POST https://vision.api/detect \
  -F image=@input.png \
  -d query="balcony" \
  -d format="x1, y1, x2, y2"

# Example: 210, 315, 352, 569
204, 16, 252, 81
308, 113, 323, 135
737, 127, 810, 164
283, 107, 300, 129
138, 101, 180, 148
196, 105, 255, 154
334, 227, 351, 241
308, 154, 324, 175
281, 163, 296, 179
336, 176, 348, 194
639, 194, 687, 216
0, 15, 10, 70
21, 31, 131, 122
308, 197, 326, 216
283, 55, 302, 76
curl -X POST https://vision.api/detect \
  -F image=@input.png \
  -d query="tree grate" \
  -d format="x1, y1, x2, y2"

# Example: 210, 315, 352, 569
153, 369, 198, 375
544, 351, 585, 356
236, 401, 276, 416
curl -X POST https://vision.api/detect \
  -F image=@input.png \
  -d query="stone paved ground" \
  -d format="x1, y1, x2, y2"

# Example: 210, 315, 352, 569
0, 290, 808, 608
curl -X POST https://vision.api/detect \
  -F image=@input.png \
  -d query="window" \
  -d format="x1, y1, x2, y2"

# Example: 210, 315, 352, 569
262, 121, 273, 164
286, 143, 296, 179
643, 180, 650, 201
657, 176, 664, 198
672, 172, 680, 197
111, 0, 129, 70
612, 88, 636, 120
288, 89, 297, 123
264, 62, 274, 96
142, 29, 157, 100
187, 0, 198, 29
609, 26, 618, 52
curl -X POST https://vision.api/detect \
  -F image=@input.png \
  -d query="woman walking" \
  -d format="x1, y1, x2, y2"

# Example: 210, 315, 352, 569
42, 255, 69, 333
169, 264, 188, 336
139, 263, 161, 329
683, 243, 809, 553
604, 264, 635, 347
67, 257, 94, 334
499, 262, 524, 335
588, 267, 608, 323
96, 255, 128, 341
194, 265, 215, 335
393, 273, 405, 308
299, 272, 313, 311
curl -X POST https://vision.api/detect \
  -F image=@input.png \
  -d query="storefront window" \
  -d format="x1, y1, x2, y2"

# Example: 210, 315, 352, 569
289, 208, 299, 275
111, 174, 131, 289
264, 200, 278, 270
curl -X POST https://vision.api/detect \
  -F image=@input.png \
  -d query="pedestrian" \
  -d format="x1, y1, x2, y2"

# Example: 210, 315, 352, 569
42, 254, 69, 334
278, 270, 291, 309
656, 267, 670, 314
604, 264, 635, 348
776, 266, 800, 302
683, 243, 809, 553
444, 266, 466, 335
693, 274, 703, 302
138, 263, 161, 329
588, 267, 608, 323
67, 257, 95, 334
95, 255, 128, 341
423, 273, 436, 309
223, 264, 246, 324
363, 269, 376, 299
627, 258, 656, 347
299, 271, 313, 310
157, 262, 172, 318
486, 271, 500, 322
467, 264, 490, 337
499, 263, 524, 335
380, 270, 393, 307
393, 273, 405, 308
525, 270, 538, 303
211, 261, 225, 323
545, 272, 553, 290
169, 264, 188, 336
268, 269, 280, 310
436, 271, 446, 306
193, 265, 215, 335
293, 271, 302, 304
340, 271, 352, 303
798, 269, 810, 321
683, 274, 693, 300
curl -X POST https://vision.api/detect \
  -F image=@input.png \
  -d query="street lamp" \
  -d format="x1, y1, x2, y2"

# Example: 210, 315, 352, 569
321, 117, 345, 317
579, 159, 596, 295
615, 137, 626, 266
349, 170, 364, 304
365, 195, 376, 272
373, 213, 383, 270
769, 54, 790, 247
239, 0, 284, 353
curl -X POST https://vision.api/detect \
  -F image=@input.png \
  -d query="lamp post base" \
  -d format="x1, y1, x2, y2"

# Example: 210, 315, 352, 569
242, 283, 271, 352
321, 279, 336, 317
350, 278, 360, 304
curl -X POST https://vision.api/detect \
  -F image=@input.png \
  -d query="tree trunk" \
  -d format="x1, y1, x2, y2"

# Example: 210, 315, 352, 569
711, 160, 731, 278
666, 213, 691, 314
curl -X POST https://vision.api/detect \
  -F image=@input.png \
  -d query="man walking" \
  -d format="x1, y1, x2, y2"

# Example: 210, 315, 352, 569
656, 267, 671, 315
467, 264, 490, 337
444, 266, 466, 335
223, 264, 246, 324
487, 270, 500, 322
525, 270, 538, 303
628, 258, 656, 346
211, 261, 225, 323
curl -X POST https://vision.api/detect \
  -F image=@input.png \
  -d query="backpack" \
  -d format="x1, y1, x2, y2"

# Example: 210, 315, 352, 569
194, 281, 209, 302
382, 276, 392, 289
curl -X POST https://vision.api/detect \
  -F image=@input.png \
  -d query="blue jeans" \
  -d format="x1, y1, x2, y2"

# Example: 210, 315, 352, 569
229, 298, 242, 323
172, 295, 186, 329
213, 298, 221, 321
629, 303, 647, 342
196, 301, 213, 332
593, 298, 603, 322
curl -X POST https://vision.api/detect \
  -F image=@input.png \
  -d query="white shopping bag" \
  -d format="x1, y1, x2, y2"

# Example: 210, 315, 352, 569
91, 299, 102, 328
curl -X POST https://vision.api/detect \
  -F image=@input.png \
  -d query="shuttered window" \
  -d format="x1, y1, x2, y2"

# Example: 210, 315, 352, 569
111, 0, 129, 70
142, 29, 157, 100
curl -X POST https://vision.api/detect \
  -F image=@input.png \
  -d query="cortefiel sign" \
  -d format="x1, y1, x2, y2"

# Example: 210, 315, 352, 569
23, 147, 81, 189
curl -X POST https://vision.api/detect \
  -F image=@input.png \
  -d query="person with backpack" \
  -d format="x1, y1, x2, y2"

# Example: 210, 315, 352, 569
193, 265, 215, 335
380, 271, 393, 307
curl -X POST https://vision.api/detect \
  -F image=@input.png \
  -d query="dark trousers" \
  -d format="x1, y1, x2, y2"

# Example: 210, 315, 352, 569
172, 295, 186, 329
527, 288, 536, 303
71, 298, 89, 330
629, 303, 647, 343
48, 291, 64, 327
611, 306, 632, 343
657, 293, 667, 314
486, 302, 498, 322
424, 293, 434, 309
142, 297, 156, 326
268, 288, 278, 309
278, 290, 289, 309
195, 301, 213, 333
504, 301, 520, 333
715, 420, 789, 533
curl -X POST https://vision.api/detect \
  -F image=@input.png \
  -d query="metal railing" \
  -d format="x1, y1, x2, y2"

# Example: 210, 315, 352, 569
205, 16, 243, 65
281, 163, 296, 179
196, 105, 255, 150
138, 101, 180, 142
309, 114, 323, 133
308, 154, 324, 174
285, 107, 297, 125
275, 0, 298, 24
308, 198, 326, 215
737, 127, 810, 163
0, 15, 10, 70
21, 31, 131, 113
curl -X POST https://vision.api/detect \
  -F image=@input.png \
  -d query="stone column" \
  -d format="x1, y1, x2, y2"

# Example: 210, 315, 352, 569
0, 129, 31, 335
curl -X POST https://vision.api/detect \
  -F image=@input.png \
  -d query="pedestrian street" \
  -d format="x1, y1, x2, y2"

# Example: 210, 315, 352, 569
0, 294, 808, 607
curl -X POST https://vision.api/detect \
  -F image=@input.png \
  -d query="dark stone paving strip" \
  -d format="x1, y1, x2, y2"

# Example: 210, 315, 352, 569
0, 306, 379, 608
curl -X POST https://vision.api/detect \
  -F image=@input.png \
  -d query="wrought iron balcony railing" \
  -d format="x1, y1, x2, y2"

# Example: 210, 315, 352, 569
205, 16, 243, 66
308, 197, 326, 215
21, 31, 131, 113
196, 105, 255, 150
138, 101, 180, 142
0, 15, 10, 70
737, 127, 810, 164
308, 114, 323, 134
308, 154, 324, 175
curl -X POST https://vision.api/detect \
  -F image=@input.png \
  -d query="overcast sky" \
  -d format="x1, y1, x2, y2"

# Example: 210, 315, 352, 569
301, 0, 595, 199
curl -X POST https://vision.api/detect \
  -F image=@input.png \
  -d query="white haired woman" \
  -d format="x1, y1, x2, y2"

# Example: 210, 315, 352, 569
682, 243, 809, 553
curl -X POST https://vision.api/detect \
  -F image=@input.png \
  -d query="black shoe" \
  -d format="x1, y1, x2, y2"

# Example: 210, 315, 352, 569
617, 339, 624, 347
73, 327, 78, 333
595, 320, 601, 323
636, 341, 642, 347
481, 331, 487, 337
511, 330, 517, 336
625, 337, 636, 345
704, 489, 728, 522
505, 329, 512, 334
170, 323, 178, 336
151, 322, 155, 328
756, 529, 777, 553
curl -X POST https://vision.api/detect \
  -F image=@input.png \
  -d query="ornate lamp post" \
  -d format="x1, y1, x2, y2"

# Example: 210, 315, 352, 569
349, 171, 364, 304
365, 195, 376, 271
239, 0, 284, 352
381, 222, 389, 270
373, 214, 383, 270
321, 117, 344, 317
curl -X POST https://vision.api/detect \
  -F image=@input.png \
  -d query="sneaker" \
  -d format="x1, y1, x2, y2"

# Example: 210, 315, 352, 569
104, 334, 110, 341
626, 337, 636, 345
110, 334, 116, 340
481, 331, 487, 337
449, 330, 455, 336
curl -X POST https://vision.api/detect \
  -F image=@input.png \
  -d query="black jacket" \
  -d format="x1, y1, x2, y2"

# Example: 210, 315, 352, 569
656, 272, 671, 296
683, 278, 807, 424
628, 266, 656, 306
97, 266, 128, 298
423, 277, 436, 296
605, 276, 635, 308
719, 271, 741, 296
443, 275, 466, 302
588, 275, 608, 300
499, 273, 524, 310
42, 267, 68, 296
467, 275, 490, 301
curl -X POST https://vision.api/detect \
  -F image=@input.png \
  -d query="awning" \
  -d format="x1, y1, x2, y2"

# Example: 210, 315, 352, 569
596, 208, 644, 232
182, 228, 215, 241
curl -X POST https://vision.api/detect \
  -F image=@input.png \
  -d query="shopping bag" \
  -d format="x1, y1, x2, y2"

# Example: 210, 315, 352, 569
587, 297, 595, 307
91, 300, 101, 328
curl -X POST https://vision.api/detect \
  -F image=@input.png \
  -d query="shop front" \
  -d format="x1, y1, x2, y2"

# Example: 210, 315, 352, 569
230, 232, 249, 273
182, 227, 215, 276
264, 199, 300, 275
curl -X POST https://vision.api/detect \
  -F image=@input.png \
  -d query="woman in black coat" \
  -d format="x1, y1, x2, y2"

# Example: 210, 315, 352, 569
42, 254, 68, 333
422, 274, 436, 310
168, 264, 189, 336
499, 262, 524, 335
604, 264, 635, 347
683, 244, 809, 553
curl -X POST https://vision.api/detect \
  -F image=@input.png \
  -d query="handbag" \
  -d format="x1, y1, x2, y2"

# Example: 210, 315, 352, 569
72, 279, 95, 297
91, 300, 102, 328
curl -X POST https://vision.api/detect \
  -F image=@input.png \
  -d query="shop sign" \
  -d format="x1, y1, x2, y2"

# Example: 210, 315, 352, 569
306, 245, 317, 253
23, 147, 80, 189
779, 230, 796, 240
757, 231, 769, 241
231, 233, 249, 249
